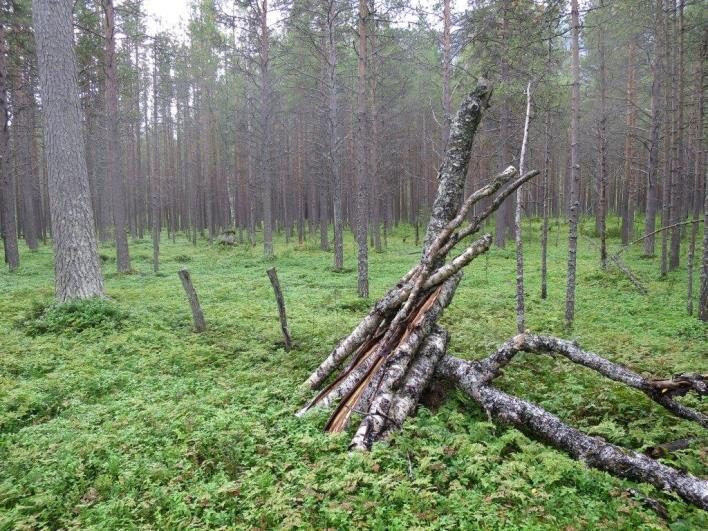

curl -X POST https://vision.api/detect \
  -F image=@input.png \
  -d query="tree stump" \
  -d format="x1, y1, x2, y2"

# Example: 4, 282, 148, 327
267, 267, 292, 351
178, 269, 207, 332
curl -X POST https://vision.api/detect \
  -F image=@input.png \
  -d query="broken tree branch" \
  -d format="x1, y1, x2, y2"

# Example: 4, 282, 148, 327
436, 355, 708, 510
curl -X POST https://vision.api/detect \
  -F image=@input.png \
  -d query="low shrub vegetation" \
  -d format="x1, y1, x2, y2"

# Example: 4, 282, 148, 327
0, 221, 705, 529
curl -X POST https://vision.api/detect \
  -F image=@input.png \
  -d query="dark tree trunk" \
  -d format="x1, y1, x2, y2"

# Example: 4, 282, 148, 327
151, 44, 160, 272
178, 269, 207, 333
13, 65, 39, 251
495, 1, 511, 249
326, 3, 343, 271
621, 42, 636, 245
0, 20, 18, 270
259, 0, 273, 258
669, 0, 684, 270
266, 267, 292, 351
103, 0, 131, 273
596, 0, 608, 268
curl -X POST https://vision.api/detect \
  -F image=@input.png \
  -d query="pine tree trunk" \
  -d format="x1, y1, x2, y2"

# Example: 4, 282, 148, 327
32, 0, 104, 301
621, 42, 636, 245
356, 0, 369, 298
326, 5, 343, 271
13, 65, 39, 250
260, 0, 273, 257
565, 0, 581, 328
441, 0, 451, 150
151, 44, 160, 271
644, 0, 663, 257
597, 0, 608, 268
0, 20, 19, 270
103, 0, 131, 273
669, 0, 684, 270
495, 0, 511, 248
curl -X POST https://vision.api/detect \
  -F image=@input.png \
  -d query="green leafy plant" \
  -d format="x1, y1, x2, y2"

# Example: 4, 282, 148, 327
18, 299, 128, 336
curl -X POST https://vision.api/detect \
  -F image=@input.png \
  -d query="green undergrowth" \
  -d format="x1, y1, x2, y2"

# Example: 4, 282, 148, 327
0, 218, 706, 529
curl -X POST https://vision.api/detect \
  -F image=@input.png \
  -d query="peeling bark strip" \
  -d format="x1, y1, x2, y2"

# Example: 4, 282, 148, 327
349, 273, 462, 449
436, 356, 708, 510
382, 326, 449, 437
266, 267, 292, 351
300, 82, 541, 448
178, 269, 207, 332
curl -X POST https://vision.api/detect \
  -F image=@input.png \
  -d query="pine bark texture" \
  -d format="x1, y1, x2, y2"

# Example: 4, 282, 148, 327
0, 20, 19, 270
565, 0, 581, 327
355, 0, 369, 297
103, 0, 131, 273
32, 0, 105, 302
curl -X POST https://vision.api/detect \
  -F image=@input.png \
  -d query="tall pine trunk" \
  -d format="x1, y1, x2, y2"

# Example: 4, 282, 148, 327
565, 0, 581, 328
103, 0, 131, 273
32, 0, 105, 301
644, 0, 663, 257
356, 0, 369, 297
0, 20, 19, 270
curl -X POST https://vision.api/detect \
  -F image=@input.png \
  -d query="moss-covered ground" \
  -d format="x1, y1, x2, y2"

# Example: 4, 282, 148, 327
1, 217, 706, 529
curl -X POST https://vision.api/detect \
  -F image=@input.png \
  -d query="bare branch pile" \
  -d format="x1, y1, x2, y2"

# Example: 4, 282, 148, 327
297, 84, 707, 511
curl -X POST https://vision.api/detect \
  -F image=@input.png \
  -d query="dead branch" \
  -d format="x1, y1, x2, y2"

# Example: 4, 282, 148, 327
473, 334, 707, 428
436, 355, 708, 510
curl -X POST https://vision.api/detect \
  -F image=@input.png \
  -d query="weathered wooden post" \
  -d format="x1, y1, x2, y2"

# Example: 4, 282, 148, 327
178, 269, 207, 332
266, 267, 292, 351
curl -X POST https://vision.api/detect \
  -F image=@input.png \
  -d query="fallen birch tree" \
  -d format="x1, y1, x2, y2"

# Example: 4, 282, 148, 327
297, 84, 707, 510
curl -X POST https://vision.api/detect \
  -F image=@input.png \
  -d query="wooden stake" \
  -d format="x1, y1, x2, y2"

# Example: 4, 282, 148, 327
267, 267, 292, 351
178, 269, 207, 332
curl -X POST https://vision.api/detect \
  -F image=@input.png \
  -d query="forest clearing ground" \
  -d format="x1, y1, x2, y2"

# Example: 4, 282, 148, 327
0, 217, 706, 529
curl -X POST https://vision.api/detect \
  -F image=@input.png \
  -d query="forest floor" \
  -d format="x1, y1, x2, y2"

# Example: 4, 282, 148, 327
0, 217, 706, 529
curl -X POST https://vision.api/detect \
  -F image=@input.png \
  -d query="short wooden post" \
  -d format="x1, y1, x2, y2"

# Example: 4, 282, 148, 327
266, 267, 292, 351
178, 269, 207, 332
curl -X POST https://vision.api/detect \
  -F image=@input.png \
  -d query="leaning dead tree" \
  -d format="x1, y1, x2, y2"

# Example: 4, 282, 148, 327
298, 84, 708, 510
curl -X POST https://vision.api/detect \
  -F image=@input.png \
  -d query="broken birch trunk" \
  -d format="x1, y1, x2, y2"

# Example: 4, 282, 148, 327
297, 84, 707, 510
